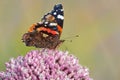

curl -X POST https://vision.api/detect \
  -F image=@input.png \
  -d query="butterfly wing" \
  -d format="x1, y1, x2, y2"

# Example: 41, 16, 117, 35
22, 4, 64, 49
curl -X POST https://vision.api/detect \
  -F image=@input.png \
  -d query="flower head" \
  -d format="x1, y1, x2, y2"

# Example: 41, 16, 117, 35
0, 49, 92, 80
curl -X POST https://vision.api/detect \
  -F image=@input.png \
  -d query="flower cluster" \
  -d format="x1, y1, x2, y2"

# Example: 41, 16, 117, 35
0, 49, 92, 80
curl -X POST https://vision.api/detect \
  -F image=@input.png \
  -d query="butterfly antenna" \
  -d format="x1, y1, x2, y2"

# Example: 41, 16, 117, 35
62, 34, 80, 42
63, 34, 80, 40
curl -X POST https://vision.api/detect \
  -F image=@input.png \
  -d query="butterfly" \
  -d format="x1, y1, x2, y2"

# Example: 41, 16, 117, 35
22, 4, 64, 49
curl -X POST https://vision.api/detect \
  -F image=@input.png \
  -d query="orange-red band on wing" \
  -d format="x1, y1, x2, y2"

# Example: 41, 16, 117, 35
28, 23, 37, 32
28, 24, 62, 35
57, 25, 62, 34
37, 27, 59, 35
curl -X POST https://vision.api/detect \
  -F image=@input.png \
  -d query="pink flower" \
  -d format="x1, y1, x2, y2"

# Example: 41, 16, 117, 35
0, 49, 92, 80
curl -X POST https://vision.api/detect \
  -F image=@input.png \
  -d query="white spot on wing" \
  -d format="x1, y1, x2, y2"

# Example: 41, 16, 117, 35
57, 15, 64, 20
45, 22, 48, 24
45, 24, 47, 26
49, 23, 57, 26
61, 9, 64, 11
53, 12, 57, 15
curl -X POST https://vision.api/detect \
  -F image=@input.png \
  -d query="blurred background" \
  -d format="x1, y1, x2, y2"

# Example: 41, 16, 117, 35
0, 0, 120, 80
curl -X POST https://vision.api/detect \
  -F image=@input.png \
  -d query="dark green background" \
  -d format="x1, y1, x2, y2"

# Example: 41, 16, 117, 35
0, 0, 120, 80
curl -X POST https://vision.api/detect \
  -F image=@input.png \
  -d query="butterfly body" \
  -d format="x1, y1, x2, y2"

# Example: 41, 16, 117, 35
22, 4, 64, 49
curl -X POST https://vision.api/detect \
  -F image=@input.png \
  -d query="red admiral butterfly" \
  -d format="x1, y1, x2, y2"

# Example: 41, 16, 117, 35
22, 4, 64, 49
